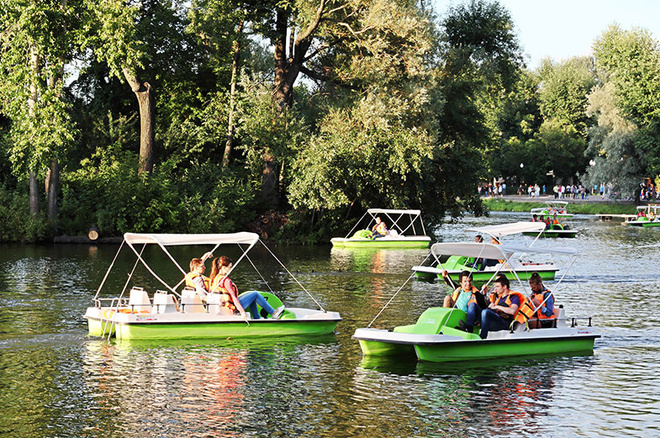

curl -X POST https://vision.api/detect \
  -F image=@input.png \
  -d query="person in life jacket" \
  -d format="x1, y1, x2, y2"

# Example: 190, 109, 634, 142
551, 213, 559, 225
443, 271, 487, 333
208, 256, 285, 320
528, 272, 556, 328
184, 252, 214, 298
370, 217, 388, 239
479, 276, 528, 339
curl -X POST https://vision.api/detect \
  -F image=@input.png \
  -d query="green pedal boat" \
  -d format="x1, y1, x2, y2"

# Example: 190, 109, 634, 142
355, 242, 599, 362
84, 232, 341, 341
625, 204, 660, 227
331, 208, 432, 248
412, 222, 559, 284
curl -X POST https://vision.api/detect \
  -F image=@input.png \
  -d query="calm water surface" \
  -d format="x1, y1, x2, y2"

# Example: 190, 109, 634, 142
1, 213, 659, 437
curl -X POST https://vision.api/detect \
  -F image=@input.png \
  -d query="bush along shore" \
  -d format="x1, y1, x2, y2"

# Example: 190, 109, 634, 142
483, 196, 638, 215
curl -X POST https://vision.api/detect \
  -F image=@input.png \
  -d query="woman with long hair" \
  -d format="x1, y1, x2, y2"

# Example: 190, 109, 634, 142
209, 256, 285, 320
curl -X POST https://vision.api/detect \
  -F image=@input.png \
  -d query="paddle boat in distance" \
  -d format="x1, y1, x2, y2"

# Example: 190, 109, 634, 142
84, 232, 342, 341
531, 201, 573, 218
524, 202, 577, 238
354, 242, 599, 362
330, 208, 432, 249
624, 204, 660, 227
412, 222, 558, 284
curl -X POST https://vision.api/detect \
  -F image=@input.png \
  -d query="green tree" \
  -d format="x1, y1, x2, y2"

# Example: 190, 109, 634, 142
592, 25, 660, 174
0, 0, 77, 221
537, 56, 596, 135
581, 83, 645, 198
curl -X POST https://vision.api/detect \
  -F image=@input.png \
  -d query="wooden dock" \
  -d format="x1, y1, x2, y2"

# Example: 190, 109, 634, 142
595, 214, 637, 222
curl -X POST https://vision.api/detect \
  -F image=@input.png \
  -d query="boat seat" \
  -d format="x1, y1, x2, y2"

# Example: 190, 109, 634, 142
128, 287, 152, 313
205, 293, 234, 316
181, 288, 206, 313
153, 291, 178, 314
389, 229, 399, 237
555, 306, 566, 328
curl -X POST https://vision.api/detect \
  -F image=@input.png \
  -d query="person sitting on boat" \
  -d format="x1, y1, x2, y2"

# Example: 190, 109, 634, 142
184, 252, 214, 298
479, 276, 529, 339
370, 217, 388, 239
550, 213, 559, 226
443, 270, 486, 333
481, 236, 502, 268
528, 273, 556, 328
209, 256, 285, 320
532, 214, 539, 222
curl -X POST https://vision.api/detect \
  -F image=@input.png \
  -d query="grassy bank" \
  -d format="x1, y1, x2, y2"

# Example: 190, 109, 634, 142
483, 198, 638, 215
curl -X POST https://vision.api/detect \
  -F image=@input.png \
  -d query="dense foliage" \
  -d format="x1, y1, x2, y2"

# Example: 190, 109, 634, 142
0, 1, 658, 243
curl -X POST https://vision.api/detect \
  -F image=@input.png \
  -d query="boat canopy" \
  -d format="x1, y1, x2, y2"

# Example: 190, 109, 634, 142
340, 208, 428, 238
366, 208, 422, 216
124, 232, 259, 246
465, 221, 545, 238
430, 242, 578, 259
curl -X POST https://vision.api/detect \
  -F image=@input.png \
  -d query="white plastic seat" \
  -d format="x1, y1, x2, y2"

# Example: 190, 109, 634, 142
205, 293, 234, 316
153, 291, 178, 314
389, 229, 399, 237
128, 287, 152, 313
181, 288, 206, 313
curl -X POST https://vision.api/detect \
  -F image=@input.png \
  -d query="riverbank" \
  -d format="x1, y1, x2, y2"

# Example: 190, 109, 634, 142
483, 194, 638, 215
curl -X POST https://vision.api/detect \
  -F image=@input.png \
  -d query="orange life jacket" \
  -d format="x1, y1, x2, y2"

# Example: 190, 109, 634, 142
185, 272, 209, 292
497, 291, 532, 324
451, 286, 481, 307
373, 222, 387, 235
209, 275, 237, 311
532, 290, 556, 320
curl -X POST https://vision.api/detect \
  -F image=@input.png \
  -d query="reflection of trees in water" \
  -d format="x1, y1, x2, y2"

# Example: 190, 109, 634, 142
352, 355, 595, 437
330, 248, 428, 275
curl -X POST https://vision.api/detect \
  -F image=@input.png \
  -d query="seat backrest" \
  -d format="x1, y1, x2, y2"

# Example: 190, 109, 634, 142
153, 291, 178, 314
128, 287, 152, 313
181, 289, 206, 313
555, 306, 566, 327
205, 293, 234, 316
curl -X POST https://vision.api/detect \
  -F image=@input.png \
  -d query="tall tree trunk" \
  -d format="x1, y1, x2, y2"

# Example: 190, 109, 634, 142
29, 172, 39, 216
123, 68, 155, 174
46, 160, 59, 223
264, 4, 325, 208
223, 20, 244, 167
28, 47, 40, 217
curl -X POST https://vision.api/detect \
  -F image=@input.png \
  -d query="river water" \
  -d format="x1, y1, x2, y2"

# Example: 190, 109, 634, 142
0, 212, 659, 437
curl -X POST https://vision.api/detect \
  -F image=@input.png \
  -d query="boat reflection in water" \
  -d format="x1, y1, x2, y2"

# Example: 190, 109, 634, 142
355, 353, 595, 437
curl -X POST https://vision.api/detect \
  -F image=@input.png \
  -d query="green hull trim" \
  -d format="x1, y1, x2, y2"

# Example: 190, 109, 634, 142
333, 239, 430, 249
88, 318, 116, 337
444, 270, 556, 285
414, 336, 596, 362
628, 221, 660, 227
357, 339, 415, 357
112, 319, 339, 340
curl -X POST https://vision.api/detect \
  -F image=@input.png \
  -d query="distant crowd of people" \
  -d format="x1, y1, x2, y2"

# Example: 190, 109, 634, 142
479, 180, 660, 202
478, 182, 506, 197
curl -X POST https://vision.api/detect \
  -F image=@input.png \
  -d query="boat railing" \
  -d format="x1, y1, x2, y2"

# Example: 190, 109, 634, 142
94, 296, 130, 308
521, 316, 594, 329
